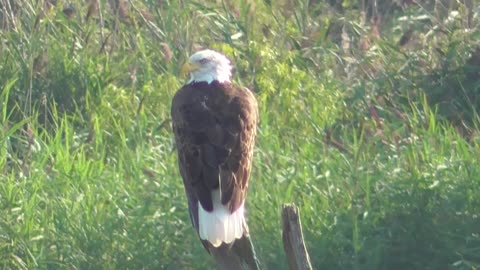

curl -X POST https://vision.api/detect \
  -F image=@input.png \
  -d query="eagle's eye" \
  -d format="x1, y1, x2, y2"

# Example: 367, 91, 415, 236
198, 58, 209, 64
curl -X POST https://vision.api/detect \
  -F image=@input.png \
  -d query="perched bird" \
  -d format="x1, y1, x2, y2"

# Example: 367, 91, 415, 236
171, 50, 258, 265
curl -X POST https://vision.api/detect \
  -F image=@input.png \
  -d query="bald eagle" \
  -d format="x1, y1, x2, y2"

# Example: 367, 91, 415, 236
171, 50, 258, 251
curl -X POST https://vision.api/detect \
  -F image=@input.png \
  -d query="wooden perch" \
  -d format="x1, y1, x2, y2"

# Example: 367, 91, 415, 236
209, 219, 261, 270
282, 204, 313, 270
209, 203, 313, 270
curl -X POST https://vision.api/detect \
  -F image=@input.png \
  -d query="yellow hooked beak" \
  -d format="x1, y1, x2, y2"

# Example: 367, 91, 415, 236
181, 61, 201, 77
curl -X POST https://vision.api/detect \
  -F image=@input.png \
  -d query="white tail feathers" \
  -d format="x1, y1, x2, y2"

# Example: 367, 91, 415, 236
198, 190, 244, 247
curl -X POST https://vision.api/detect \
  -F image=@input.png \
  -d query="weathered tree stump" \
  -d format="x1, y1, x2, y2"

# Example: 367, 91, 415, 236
209, 219, 261, 270
282, 204, 313, 270
210, 203, 312, 270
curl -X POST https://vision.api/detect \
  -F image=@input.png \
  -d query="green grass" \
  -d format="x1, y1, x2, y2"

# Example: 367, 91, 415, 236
1, 0, 479, 269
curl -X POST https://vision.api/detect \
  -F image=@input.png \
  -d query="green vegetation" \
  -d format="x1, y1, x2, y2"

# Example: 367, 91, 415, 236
1, 0, 479, 269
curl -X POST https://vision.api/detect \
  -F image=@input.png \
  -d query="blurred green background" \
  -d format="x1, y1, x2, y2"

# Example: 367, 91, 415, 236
0, 0, 479, 269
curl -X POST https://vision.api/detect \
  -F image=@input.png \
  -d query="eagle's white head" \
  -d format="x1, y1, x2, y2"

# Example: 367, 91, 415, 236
182, 49, 233, 84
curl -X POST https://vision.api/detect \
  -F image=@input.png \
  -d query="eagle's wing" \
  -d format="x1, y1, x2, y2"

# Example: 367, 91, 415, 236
171, 83, 257, 219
